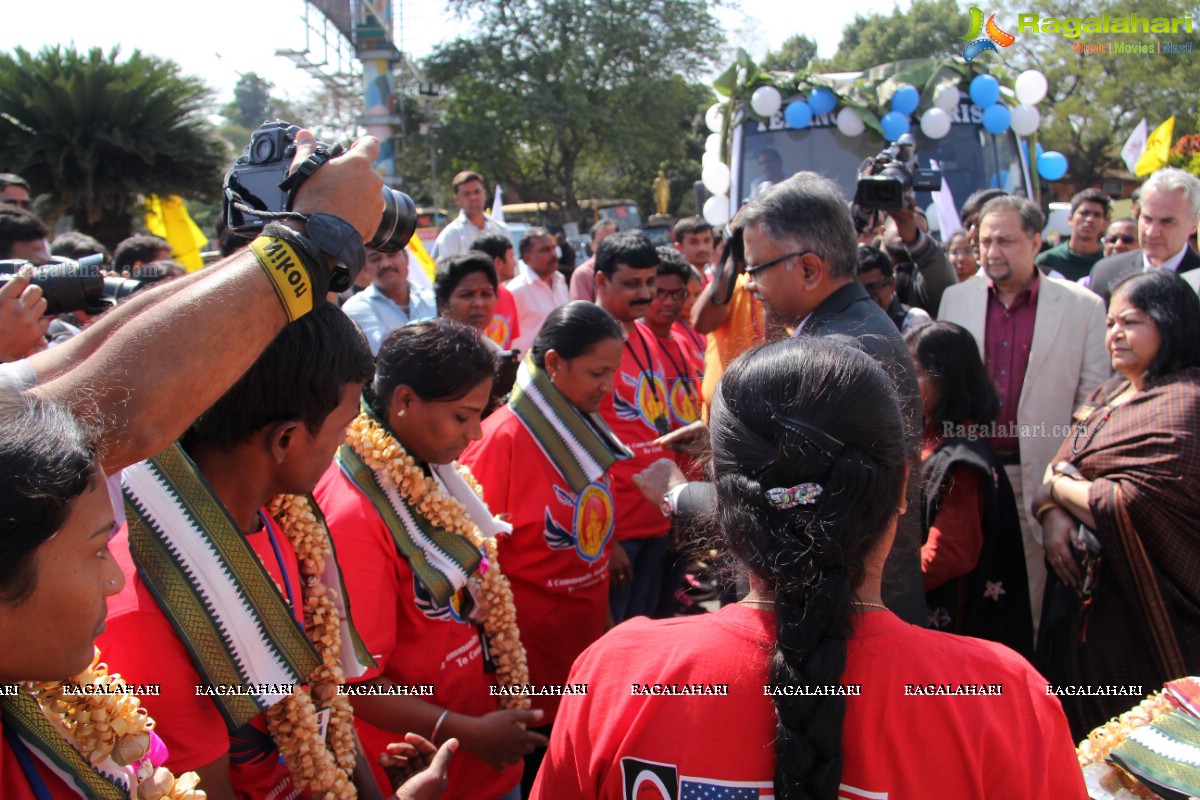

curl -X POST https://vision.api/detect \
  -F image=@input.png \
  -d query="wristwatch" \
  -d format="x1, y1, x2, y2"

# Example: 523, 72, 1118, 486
660, 483, 688, 517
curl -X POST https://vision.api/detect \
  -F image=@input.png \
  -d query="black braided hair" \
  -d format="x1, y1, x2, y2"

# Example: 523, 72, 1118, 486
710, 336, 907, 800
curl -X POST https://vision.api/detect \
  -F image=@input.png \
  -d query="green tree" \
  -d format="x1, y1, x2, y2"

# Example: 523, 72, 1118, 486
820, 0, 969, 71
225, 72, 275, 129
424, 0, 723, 218
762, 34, 819, 72
0, 46, 226, 248
1013, 0, 1200, 191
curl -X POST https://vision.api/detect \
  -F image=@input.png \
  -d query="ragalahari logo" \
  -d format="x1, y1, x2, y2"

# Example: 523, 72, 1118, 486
962, 7, 1016, 61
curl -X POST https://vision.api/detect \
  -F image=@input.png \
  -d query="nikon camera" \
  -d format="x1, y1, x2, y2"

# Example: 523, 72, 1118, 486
223, 120, 418, 253
854, 134, 943, 211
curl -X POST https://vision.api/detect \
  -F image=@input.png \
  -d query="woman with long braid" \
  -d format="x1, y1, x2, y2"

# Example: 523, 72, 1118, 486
532, 336, 1086, 799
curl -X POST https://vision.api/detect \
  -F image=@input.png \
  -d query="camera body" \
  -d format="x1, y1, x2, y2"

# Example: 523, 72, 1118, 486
0, 255, 142, 315
223, 120, 418, 254
854, 134, 942, 211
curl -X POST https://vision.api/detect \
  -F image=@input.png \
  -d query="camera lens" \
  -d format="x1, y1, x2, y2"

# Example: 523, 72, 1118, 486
251, 134, 276, 164
0, 257, 104, 315
367, 188, 418, 253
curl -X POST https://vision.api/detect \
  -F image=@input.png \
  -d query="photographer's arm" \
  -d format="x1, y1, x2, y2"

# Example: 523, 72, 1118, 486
34, 131, 384, 474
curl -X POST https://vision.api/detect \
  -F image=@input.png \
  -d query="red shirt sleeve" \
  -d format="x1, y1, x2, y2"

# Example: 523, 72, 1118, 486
921, 465, 984, 591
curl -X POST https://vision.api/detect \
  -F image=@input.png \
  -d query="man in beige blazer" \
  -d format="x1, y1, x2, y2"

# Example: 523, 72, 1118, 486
938, 196, 1109, 637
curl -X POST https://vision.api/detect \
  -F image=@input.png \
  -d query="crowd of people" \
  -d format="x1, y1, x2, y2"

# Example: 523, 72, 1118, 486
1, 131, 1199, 800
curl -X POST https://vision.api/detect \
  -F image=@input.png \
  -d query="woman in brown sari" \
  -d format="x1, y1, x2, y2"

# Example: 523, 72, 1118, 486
1033, 269, 1200, 738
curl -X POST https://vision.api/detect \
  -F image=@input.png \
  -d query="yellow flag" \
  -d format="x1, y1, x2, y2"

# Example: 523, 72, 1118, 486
407, 235, 437, 282
143, 194, 210, 272
1134, 116, 1175, 177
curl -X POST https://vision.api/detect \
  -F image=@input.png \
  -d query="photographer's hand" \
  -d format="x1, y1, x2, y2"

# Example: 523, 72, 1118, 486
289, 130, 385, 241
0, 269, 50, 361
885, 196, 919, 245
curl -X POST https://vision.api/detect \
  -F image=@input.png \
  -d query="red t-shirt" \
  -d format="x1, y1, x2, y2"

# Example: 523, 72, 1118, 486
533, 604, 1087, 800
599, 322, 671, 542
486, 286, 521, 351
670, 320, 706, 377
98, 517, 302, 800
461, 406, 612, 723
313, 464, 521, 799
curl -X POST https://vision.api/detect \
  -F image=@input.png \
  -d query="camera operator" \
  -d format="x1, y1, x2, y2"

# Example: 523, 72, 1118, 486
3, 128, 385, 475
878, 198, 956, 315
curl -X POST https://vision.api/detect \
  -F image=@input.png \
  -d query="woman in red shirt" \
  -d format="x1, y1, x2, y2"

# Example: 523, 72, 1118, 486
461, 302, 626, 792
906, 321, 1033, 655
533, 336, 1086, 800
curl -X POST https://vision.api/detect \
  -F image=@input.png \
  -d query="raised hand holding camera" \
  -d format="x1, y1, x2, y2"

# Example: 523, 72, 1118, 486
225, 122, 416, 319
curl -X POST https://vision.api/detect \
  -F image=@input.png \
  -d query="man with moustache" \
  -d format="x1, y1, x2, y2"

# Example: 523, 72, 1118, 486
1089, 168, 1200, 303
342, 246, 437, 355
1036, 188, 1110, 282
1102, 218, 1138, 258
593, 230, 671, 623
939, 196, 1108, 636
509, 227, 568, 353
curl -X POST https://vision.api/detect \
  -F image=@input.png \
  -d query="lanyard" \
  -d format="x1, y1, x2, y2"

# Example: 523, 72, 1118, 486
624, 326, 669, 435
657, 335, 699, 405
4, 725, 54, 800
257, 511, 302, 628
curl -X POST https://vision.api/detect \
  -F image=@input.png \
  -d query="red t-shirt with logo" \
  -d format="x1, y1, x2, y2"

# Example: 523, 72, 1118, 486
461, 406, 613, 723
314, 464, 521, 799
533, 605, 1088, 800
486, 286, 521, 351
599, 321, 671, 542
98, 517, 302, 800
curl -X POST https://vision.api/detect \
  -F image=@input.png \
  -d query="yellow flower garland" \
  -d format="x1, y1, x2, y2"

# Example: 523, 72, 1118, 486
26, 649, 204, 799
345, 412, 531, 710
1076, 690, 1176, 767
266, 493, 360, 800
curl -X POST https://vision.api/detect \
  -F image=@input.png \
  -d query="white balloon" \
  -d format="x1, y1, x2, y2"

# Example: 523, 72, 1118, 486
836, 107, 865, 137
1010, 104, 1041, 136
705, 103, 724, 133
701, 162, 731, 196
701, 151, 722, 171
933, 83, 960, 113
750, 86, 782, 117
919, 108, 952, 139
705, 133, 721, 154
1015, 70, 1048, 105
703, 194, 731, 227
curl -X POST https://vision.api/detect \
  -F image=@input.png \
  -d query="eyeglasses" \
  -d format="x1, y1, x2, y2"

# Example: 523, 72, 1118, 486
861, 279, 892, 294
744, 251, 812, 276
1103, 235, 1136, 245
1, 198, 31, 210
654, 287, 688, 301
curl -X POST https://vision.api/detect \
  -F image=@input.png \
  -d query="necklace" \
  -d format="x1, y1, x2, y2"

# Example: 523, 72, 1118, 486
739, 598, 775, 607
1071, 381, 1129, 455
851, 601, 888, 612
345, 411, 531, 710
19, 649, 203, 798
265, 494, 359, 798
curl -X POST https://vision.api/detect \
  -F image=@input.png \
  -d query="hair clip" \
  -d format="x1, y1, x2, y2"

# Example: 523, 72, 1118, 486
772, 412, 845, 460
765, 482, 824, 510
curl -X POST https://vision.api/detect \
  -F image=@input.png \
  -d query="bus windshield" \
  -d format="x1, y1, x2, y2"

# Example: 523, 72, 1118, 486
734, 104, 1027, 219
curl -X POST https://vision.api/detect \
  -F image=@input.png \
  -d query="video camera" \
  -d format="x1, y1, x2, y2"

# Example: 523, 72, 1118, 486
0, 255, 144, 315
854, 134, 942, 211
223, 121, 418, 283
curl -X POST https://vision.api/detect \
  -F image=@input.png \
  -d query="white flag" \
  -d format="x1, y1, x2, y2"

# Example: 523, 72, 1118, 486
491, 184, 505, 225
1122, 119, 1148, 174
928, 159, 962, 239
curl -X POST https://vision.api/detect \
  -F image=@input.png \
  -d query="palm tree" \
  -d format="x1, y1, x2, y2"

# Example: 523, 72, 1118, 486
0, 46, 227, 248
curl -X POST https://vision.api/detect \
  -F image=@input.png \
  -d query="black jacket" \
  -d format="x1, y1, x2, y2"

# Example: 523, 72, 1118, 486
1088, 247, 1200, 304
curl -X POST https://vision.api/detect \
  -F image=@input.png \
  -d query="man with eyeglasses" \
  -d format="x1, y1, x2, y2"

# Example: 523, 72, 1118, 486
1101, 218, 1138, 258
856, 244, 931, 334
0, 173, 31, 209
1036, 188, 1110, 282
739, 171, 926, 626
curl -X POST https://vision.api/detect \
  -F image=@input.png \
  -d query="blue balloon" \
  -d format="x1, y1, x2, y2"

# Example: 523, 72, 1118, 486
784, 100, 813, 129
880, 111, 910, 142
891, 84, 920, 115
1038, 151, 1069, 181
982, 104, 1011, 134
969, 74, 1000, 108
808, 87, 837, 116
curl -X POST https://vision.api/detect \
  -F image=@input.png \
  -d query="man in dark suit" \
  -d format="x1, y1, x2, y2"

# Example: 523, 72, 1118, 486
738, 171, 925, 625
1088, 168, 1200, 304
